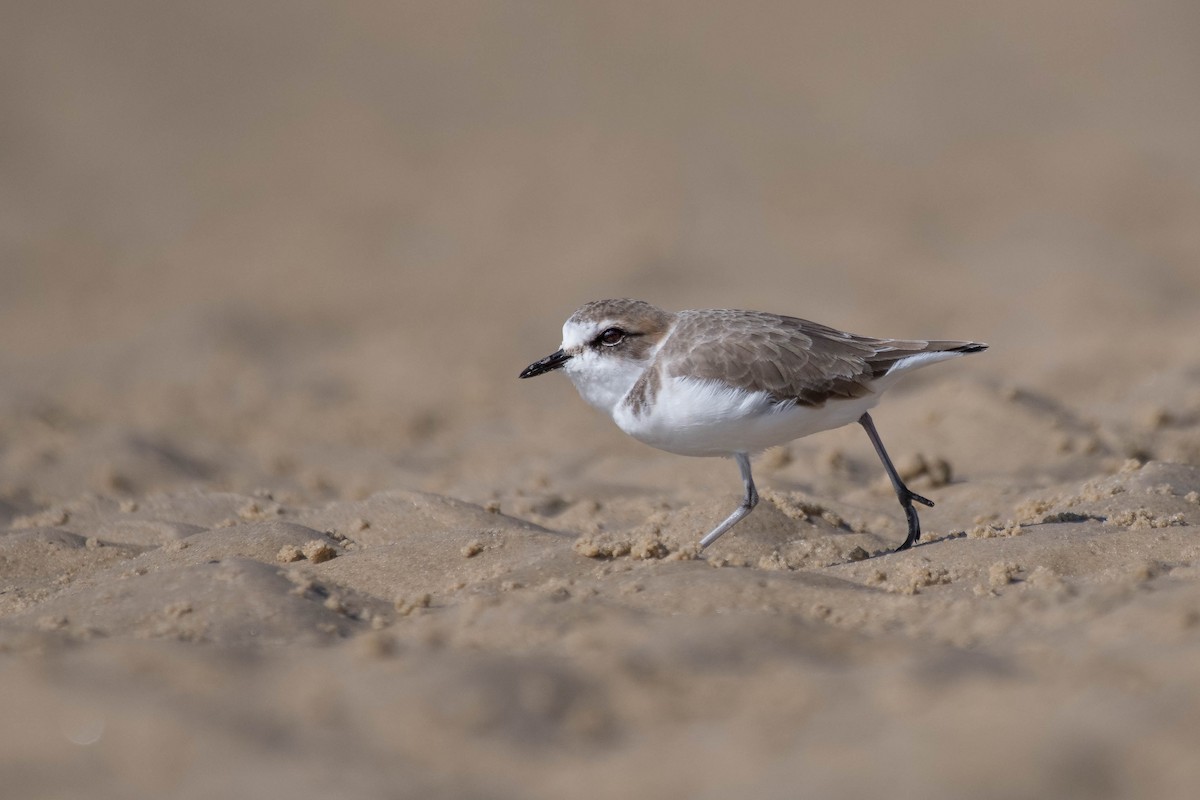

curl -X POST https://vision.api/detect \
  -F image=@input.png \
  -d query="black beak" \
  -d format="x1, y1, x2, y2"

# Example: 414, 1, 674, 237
519, 349, 571, 379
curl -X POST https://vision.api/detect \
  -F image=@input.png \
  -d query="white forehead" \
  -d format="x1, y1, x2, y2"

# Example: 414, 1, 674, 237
561, 318, 610, 350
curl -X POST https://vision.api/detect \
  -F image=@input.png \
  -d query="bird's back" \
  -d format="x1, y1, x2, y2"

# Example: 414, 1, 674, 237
656, 309, 984, 407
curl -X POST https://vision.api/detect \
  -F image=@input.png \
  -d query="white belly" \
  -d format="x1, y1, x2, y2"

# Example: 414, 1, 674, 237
611, 376, 882, 457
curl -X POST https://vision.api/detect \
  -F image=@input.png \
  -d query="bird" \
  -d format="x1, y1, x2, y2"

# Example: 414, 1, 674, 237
519, 299, 986, 552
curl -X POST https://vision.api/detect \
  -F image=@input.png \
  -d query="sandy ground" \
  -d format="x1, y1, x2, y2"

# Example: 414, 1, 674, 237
3, 2, 1200, 798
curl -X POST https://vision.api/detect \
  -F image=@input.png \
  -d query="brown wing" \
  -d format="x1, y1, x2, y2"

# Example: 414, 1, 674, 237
661, 310, 954, 407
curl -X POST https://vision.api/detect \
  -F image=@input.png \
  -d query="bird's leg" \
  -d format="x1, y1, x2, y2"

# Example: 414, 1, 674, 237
858, 412, 934, 552
699, 452, 758, 550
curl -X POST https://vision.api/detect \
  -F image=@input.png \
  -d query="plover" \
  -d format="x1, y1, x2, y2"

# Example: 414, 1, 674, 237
519, 299, 986, 552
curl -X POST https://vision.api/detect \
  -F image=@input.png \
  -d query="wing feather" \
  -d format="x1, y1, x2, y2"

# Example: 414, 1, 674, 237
660, 310, 972, 407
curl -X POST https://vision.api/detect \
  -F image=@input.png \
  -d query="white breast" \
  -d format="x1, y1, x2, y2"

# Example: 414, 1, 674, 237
612, 375, 883, 457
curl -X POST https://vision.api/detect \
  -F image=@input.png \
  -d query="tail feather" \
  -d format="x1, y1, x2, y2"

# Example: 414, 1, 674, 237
872, 339, 988, 378
918, 340, 988, 355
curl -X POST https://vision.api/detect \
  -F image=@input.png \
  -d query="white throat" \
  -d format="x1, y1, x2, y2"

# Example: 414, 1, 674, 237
561, 349, 646, 416
557, 318, 665, 417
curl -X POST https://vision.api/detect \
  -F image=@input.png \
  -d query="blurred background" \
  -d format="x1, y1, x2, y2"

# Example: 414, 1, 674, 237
4, 6, 1200, 798
2, 0, 1199, 506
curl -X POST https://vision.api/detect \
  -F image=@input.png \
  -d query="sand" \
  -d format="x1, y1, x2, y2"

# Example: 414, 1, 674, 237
3, 2, 1200, 798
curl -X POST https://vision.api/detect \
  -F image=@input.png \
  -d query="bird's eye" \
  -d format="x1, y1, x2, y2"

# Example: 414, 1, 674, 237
598, 328, 625, 347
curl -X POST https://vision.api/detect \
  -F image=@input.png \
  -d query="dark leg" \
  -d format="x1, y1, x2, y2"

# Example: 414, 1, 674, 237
699, 452, 758, 550
858, 412, 934, 552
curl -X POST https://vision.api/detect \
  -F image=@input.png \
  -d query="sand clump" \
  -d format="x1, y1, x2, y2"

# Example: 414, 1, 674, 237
277, 540, 339, 563
572, 533, 671, 561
